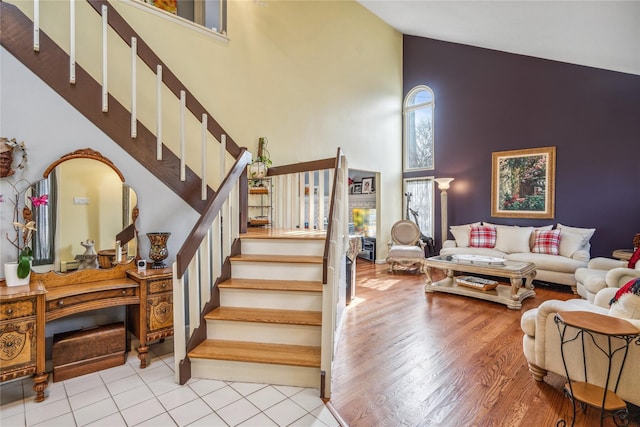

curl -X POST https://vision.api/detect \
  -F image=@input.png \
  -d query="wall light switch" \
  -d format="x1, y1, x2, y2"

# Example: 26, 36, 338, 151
73, 197, 90, 205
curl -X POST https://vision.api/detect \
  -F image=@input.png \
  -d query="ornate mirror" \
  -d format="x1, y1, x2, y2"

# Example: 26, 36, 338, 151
29, 149, 138, 273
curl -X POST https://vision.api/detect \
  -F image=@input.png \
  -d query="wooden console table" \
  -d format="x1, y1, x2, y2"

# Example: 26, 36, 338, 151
0, 262, 172, 402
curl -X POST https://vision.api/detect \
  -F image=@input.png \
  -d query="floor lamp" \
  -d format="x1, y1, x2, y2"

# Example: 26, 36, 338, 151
434, 178, 454, 245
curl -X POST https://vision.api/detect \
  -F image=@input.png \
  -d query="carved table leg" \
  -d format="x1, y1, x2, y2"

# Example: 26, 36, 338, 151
510, 277, 523, 300
424, 266, 433, 285
33, 372, 49, 402
137, 345, 149, 368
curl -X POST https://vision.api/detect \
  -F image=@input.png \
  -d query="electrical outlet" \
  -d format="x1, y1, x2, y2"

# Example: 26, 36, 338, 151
73, 197, 90, 205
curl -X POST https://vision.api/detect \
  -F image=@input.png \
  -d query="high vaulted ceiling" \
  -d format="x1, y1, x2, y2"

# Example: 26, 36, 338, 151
356, 0, 640, 76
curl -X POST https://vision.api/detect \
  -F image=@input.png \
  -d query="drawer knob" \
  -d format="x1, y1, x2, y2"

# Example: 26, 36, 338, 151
58, 300, 64, 306
5, 308, 13, 315
122, 290, 127, 295
161, 283, 167, 288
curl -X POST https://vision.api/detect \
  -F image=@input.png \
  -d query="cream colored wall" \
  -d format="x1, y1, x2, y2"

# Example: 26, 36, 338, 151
8, 0, 403, 259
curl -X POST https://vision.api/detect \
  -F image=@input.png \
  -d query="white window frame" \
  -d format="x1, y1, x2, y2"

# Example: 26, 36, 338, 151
402, 177, 435, 241
403, 85, 435, 172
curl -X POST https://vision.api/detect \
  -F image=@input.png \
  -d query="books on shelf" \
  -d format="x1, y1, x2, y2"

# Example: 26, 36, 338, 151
455, 276, 499, 291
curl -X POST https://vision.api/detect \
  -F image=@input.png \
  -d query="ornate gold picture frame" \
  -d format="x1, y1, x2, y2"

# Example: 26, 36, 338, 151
491, 146, 556, 219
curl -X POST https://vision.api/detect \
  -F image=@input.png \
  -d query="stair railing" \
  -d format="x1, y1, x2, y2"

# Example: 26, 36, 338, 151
2, 0, 244, 213
174, 149, 349, 395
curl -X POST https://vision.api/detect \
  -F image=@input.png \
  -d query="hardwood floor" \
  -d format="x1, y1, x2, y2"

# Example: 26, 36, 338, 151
330, 261, 640, 427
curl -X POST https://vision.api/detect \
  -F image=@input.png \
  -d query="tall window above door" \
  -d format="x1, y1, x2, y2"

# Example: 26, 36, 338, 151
404, 86, 434, 172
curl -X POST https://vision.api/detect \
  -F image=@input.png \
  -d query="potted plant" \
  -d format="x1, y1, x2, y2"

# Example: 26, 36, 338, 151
248, 137, 272, 179
2, 177, 48, 286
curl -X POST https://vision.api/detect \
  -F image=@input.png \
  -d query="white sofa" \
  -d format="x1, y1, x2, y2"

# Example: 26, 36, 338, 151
575, 257, 640, 302
441, 223, 593, 292
521, 286, 640, 407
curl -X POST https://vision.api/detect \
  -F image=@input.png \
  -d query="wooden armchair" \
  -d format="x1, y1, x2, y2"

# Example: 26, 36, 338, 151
386, 220, 426, 273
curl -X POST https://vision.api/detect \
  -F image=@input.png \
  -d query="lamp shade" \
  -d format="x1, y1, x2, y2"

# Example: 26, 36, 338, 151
434, 177, 454, 190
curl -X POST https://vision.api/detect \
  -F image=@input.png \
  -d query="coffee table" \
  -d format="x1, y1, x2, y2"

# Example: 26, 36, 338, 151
423, 255, 536, 310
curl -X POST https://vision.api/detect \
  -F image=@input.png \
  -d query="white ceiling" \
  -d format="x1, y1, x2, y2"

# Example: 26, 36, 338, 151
356, 0, 640, 75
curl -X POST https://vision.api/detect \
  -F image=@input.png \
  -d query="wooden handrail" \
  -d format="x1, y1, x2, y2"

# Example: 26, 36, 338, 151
0, 1, 212, 213
175, 149, 251, 278
322, 148, 344, 284
86, 0, 242, 159
267, 158, 336, 177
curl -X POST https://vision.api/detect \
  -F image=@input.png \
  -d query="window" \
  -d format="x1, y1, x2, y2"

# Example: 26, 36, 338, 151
138, 0, 227, 35
403, 86, 434, 172
403, 177, 434, 240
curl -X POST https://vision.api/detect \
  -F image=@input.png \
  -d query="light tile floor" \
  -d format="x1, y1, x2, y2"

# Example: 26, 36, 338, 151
0, 340, 340, 427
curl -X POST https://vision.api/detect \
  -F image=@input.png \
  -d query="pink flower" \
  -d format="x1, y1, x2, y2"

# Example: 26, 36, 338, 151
29, 194, 48, 207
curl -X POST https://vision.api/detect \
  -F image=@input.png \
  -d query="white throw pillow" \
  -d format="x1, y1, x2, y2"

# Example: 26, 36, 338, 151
494, 226, 534, 254
449, 222, 481, 247
557, 224, 596, 242
558, 231, 588, 258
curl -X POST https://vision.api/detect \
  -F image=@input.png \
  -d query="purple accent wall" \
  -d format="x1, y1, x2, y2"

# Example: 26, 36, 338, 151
404, 36, 640, 258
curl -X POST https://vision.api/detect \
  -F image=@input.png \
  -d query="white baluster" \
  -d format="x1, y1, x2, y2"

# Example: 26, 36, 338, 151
69, 0, 75, 84
131, 37, 137, 138
156, 65, 163, 160
102, 5, 108, 112
220, 134, 226, 183
318, 170, 325, 230
180, 90, 186, 181
201, 114, 208, 200
33, 0, 39, 52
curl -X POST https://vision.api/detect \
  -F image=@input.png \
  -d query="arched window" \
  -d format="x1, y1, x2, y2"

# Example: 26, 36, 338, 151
403, 86, 434, 172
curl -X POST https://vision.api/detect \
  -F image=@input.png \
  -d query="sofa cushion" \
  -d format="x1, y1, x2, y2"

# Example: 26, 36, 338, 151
558, 231, 589, 258
439, 246, 507, 259
532, 229, 561, 255
388, 245, 424, 258
469, 225, 496, 248
529, 225, 554, 249
449, 222, 481, 248
557, 223, 596, 241
506, 252, 587, 274
494, 225, 533, 254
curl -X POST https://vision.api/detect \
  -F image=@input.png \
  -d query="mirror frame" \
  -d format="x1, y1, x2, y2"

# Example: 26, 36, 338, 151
36, 148, 139, 269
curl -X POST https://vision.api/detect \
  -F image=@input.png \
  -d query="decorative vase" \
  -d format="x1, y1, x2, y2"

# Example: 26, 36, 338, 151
4, 262, 31, 287
147, 232, 170, 269
248, 162, 268, 179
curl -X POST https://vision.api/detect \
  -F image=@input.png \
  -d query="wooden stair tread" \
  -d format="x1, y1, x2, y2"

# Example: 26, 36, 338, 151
206, 307, 322, 326
219, 278, 322, 292
242, 229, 326, 240
230, 254, 323, 264
188, 340, 321, 367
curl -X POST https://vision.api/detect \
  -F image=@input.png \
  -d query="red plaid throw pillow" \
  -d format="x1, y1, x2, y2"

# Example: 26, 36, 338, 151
532, 229, 561, 255
469, 225, 496, 248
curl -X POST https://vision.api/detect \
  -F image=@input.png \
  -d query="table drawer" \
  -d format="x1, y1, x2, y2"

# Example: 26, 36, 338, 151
47, 288, 137, 312
0, 319, 36, 372
147, 294, 173, 332
0, 299, 36, 321
148, 279, 172, 294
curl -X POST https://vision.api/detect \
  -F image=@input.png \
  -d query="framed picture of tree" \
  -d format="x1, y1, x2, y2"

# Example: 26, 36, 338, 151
491, 147, 556, 218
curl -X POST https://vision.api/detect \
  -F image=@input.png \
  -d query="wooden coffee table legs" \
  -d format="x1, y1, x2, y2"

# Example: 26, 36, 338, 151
423, 265, 536, 310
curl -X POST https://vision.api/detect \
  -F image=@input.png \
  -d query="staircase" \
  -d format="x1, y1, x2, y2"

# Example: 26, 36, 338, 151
3, 0, 350, 398
188, 231, 326, 388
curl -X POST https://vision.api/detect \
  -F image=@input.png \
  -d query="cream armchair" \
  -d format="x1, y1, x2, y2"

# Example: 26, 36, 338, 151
386, 220, 426, 273
521, 287, 640, 407
575, 257, 640, 302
